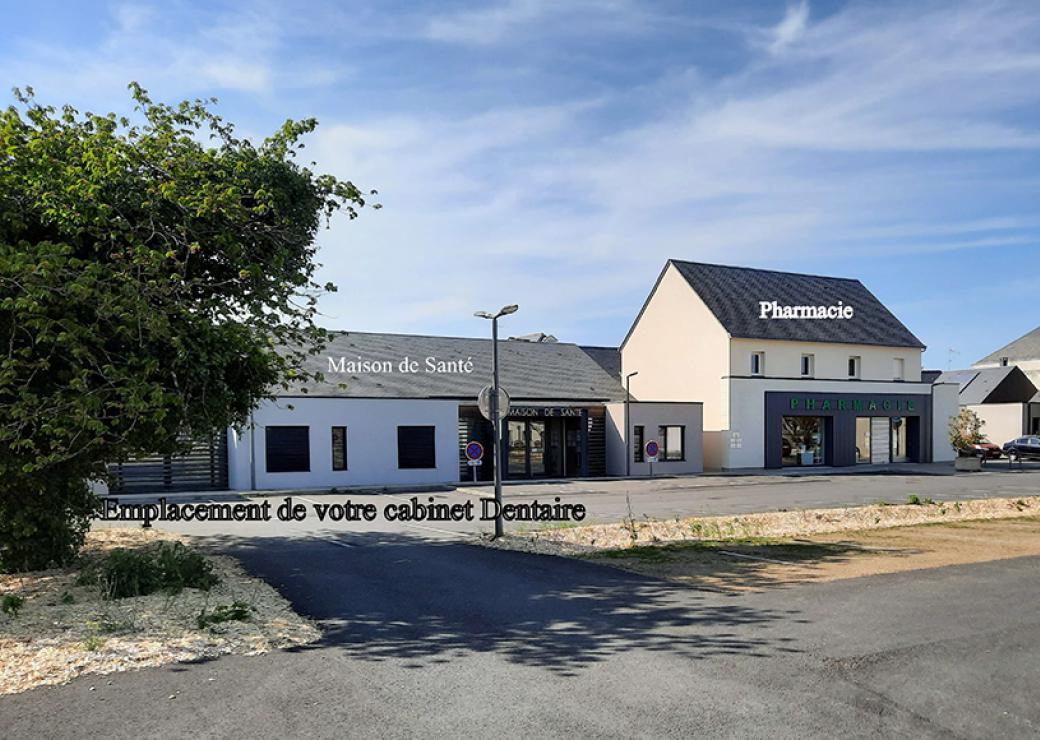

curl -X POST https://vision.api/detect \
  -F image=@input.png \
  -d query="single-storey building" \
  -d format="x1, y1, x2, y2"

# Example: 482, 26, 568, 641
971, 325, 1040, 438
934, 326, 1040, 443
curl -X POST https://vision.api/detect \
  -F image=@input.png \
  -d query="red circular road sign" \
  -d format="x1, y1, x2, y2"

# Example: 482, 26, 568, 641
465, 441, 485, 461
644, 440, 660, 459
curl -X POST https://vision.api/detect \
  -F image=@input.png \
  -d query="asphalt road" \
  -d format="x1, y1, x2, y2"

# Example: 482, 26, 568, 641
4, 528, 1040, 739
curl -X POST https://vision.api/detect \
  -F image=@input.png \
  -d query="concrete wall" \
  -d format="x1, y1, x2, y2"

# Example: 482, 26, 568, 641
730, 338, 922, 382
965, 402, 1028, 447
721, 377, 936, 469
228, 397, 462, 490
931, 382, 959, 462
604, 401, 703, 476
621, 264, 729, 428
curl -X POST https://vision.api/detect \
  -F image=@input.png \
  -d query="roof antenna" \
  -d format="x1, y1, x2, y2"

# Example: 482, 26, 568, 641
947, 347, 960, 370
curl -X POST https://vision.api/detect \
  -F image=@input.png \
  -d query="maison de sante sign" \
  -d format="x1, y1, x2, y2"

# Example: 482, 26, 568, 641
327, 355, 476, 374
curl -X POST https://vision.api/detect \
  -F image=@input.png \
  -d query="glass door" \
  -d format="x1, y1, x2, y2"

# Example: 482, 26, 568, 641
855, 417, 871, 463
529, 421, 546, 476
890, 417, 909, 462
508, 420, 527, 476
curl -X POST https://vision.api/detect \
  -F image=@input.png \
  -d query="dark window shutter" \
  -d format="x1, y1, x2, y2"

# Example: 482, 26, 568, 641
398, 426, 436, 469
332, 427, 348, 471
266, 426, 310, 473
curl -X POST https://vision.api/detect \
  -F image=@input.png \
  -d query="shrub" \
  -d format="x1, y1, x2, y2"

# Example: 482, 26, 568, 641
196, 601, 251, 629
907, 494, 921, 505
80, 542, 218, 599
949, 409, 986, 455
0, 473, 99, 573
154, 542, 219, 594
2, 594, 25, 617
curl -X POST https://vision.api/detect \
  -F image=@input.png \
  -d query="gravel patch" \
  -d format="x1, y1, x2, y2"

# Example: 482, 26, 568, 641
0, 528, 319, 696
483, 495, 1040, 556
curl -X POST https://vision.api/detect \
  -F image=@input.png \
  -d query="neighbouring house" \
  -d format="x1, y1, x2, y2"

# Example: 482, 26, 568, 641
934, 366, 1038, 446
621, 260, 959, 470
943, 325, 1040, 440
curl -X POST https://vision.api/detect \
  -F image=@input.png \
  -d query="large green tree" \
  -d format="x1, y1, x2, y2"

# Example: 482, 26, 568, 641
0, 84, 375, 571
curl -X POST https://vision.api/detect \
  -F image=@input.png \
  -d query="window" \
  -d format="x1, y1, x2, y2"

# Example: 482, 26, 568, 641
331, 427, 348, 471
800, 354, 815, 378
398, 426, 436, 469
658, 425, 685, 461
781, 417, 825, 467
633, 425, 645, 462
1000, 357, 1009, 367
750, 352, 765, 376
265, 426, 310, 473
893, 357, 905, 380
848, 356, 861, 379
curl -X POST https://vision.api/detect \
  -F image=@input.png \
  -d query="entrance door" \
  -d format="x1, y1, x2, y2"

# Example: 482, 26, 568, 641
890, 417, 910, 462
507, 418, 556, 478
855, 417, 871, 463
529, 420, 547, 476
508, 420, 527, 476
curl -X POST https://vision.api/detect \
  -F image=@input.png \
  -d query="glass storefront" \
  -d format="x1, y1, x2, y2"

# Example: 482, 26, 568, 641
507, 415, 583, 478
781, 416, 826, 467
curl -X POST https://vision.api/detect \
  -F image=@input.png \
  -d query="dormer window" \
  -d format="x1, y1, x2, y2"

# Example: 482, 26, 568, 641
1001, 357, 1009, 367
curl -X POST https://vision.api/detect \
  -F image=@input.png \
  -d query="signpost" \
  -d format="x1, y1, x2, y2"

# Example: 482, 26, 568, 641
464, 441, 484, 482
473, 303, 518, 539
645, 439, 659, 476
478, 385, 510, 421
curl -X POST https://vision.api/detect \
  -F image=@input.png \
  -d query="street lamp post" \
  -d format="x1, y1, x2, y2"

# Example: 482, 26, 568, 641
625, 371, 639, 477
474, 304, 519, 539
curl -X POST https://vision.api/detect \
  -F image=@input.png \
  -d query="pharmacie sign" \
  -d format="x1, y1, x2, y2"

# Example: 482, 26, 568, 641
789, 397, 917, 413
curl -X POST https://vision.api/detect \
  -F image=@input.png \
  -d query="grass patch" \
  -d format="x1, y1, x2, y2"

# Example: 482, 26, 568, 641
77, 541, 218, 599
592, 538, 856, 564
196, 601, 251, 630
2, 594, 25, 617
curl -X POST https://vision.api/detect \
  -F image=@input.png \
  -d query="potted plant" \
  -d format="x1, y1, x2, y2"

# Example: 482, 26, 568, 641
949, 408, 985, 472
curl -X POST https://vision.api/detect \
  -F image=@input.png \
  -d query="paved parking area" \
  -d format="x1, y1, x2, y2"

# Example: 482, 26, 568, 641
101, 466, 1040, 543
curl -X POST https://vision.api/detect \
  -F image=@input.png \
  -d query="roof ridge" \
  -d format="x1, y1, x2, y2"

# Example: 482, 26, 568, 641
327, 329, 586, 348
668, 259, 863, 284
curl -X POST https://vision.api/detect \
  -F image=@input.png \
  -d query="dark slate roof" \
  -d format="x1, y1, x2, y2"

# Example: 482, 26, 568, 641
287, 331, 625, 401
936, 366, 1038, 405
921, 369, 944, 384
667, 260, 925, 349
579, 346, 622, 380
976, 325, 1040, 364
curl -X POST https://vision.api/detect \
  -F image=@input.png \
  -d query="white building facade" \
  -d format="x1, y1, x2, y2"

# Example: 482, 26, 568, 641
621, 260, 958, 470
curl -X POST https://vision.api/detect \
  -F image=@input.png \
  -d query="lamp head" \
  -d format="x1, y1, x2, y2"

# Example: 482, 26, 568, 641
499, 304, 519, 316
473, 311, 493, 319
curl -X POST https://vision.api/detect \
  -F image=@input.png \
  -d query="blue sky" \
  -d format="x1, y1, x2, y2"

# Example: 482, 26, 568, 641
2, 0, 1038, 369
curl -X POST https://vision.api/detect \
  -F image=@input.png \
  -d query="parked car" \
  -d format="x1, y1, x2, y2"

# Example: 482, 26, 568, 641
1003, 436, 1040, 461
969, 442, 1003, 460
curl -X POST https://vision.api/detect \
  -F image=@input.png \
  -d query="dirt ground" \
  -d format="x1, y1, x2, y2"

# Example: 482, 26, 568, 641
0, 528, 320, 696
582, 517, 1040, 592
485, 496, 1040, 592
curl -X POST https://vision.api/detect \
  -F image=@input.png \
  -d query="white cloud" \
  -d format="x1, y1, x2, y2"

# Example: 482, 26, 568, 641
769, 1, 810, 54
301, 0, 1040, 344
